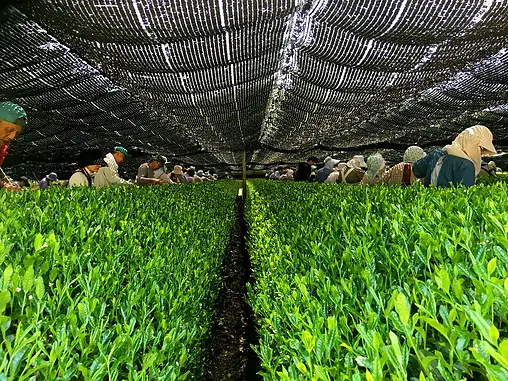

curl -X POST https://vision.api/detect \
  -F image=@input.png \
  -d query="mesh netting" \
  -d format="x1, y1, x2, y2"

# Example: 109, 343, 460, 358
1, 0, 508, 177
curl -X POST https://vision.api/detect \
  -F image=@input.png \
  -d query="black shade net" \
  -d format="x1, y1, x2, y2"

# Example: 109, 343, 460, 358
1, 0, 508, 179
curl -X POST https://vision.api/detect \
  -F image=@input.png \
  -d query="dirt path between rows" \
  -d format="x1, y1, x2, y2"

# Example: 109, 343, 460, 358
205, 195, 261, 381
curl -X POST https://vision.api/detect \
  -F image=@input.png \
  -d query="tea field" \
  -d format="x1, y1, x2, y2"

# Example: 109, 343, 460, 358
246, 181, 508, 381
476, 174, 508, 185
1, 180, 507, 381
0, 183, 237, 380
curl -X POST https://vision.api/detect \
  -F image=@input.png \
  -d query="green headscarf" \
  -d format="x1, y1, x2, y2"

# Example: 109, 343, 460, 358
0, 102, 27, 127
114, 146, 130, 160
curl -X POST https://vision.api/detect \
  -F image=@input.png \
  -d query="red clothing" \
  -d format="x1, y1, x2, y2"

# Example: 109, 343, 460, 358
0, 145, 8, 166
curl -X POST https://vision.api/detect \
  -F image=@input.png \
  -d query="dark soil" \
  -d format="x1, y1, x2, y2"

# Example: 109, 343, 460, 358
205, 196, 261, 381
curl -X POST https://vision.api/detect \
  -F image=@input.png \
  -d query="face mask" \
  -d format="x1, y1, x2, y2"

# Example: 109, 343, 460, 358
311, 165, 317, 171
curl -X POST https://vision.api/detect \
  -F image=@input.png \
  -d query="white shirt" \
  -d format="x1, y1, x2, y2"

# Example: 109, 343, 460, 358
68, 169, 92, 187
104, 153, 119, 174
93, 153, 129, 188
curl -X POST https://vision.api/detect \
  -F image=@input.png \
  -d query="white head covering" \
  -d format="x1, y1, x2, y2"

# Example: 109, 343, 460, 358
403, 146, 426, 162
46, 172, 58, 181
323, 156, 340, 170
365, 153, 385, 181
444, 125, 496, 175
347, 155, 366, 170
172, 165, 183, 175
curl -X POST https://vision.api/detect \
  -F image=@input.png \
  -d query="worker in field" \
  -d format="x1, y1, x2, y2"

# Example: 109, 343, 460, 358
184, 167, 196, 183
204, 171, 216, 181
136, 154, 170, 185
209, 168, 218, 180
280, 168, 294, 181
15, 176, 31, 188
412, 125, 496, 187
38, 172, 58, 189
196, 169, 210, 182
294, 156, 319, 181
153, 162, 173, 184
478, 160, 497, 178
0, 102, 27, 190
316, 156, 340, 183
361, 153, 386, 185
68, 149, 105, 187
170, 165, 185, 183
326, 155, 366, 184
94, 146, 131, 188
382, 146, 426, 185
286, 168, 295, 180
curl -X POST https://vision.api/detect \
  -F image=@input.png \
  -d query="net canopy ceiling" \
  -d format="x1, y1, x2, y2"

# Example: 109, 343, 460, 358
1, 0, 508, 177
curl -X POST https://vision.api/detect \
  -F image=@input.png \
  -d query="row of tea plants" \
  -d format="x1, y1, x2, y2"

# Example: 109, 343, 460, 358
246, 180, 508, 381
476, 173, 508, 185
0, 183, 237, 380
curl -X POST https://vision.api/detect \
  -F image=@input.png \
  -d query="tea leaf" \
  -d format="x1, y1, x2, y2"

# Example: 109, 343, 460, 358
499, 340, 508, 364
437, 268, 450, 294
22, 265, 34, 292
33, 234, 44, 252
0, 290, 10, 313
35, 276, 45, 299
297, 362, 307, 373
466, 306, 494, 344
485, 364, 508, 381
489, 324, 500, 345
314, 365, 330, 381
422, 317, 449, 338
10, 345, 29, 377
3, 265, 13, 289
483, 341, 508, 369
395, 293, 410, 327
487, 257, 497, 276
389, 331, 403, 368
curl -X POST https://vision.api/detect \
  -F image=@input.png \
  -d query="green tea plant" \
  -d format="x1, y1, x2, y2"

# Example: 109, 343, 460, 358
476, 173, 508, 185
0, 183, 237, 380
246, 180, 508, 381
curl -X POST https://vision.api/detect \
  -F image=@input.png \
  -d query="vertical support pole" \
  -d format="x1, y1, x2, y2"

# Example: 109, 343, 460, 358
242, 150, 247, 198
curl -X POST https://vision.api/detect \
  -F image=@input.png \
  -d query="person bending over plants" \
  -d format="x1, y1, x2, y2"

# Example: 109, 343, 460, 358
412, 125, 496, 187
0, 102, 27, 190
